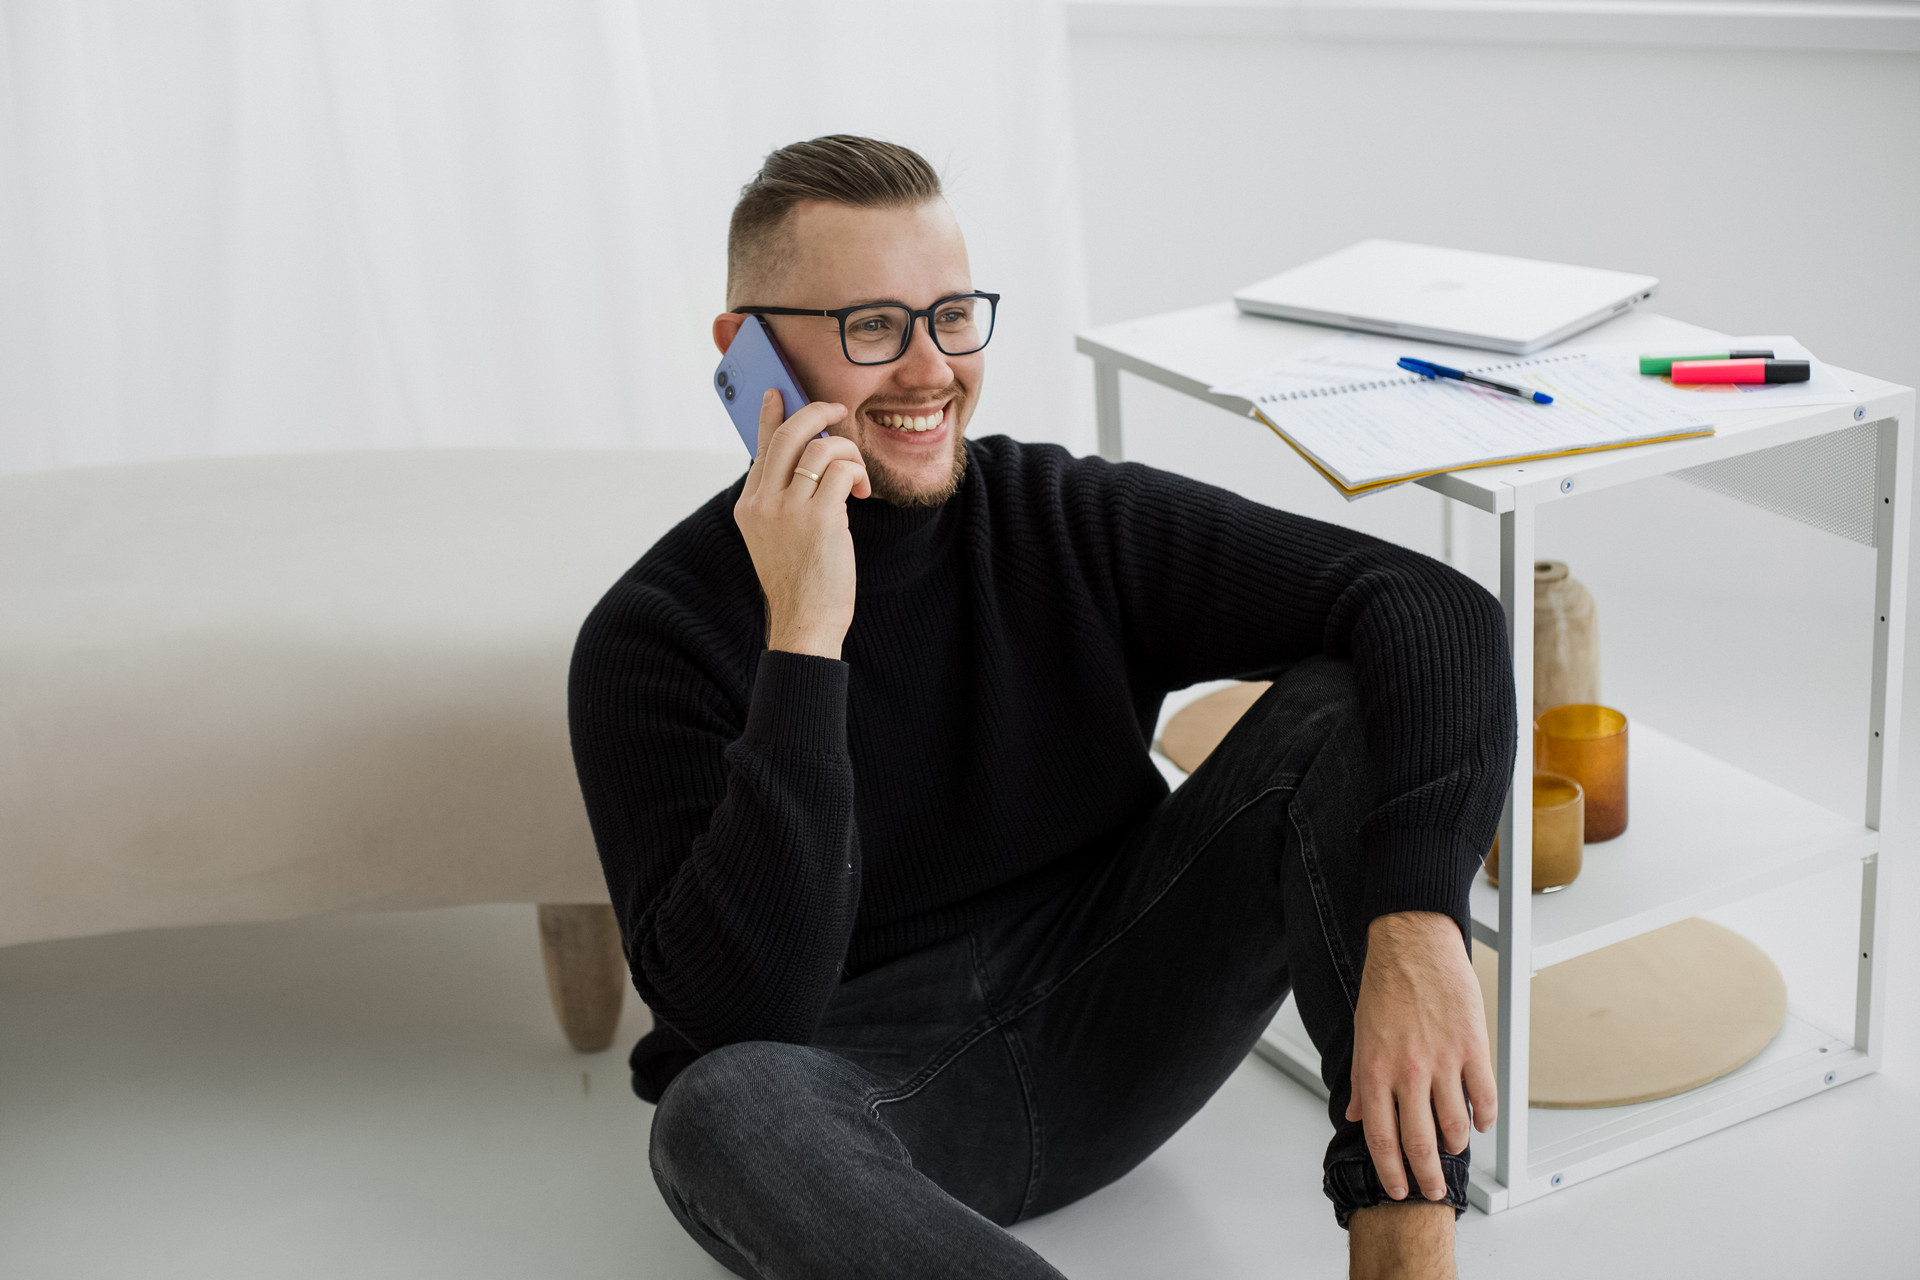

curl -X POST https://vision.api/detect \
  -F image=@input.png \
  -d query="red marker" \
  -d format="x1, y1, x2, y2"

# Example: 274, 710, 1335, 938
1670, 359, 1811, 385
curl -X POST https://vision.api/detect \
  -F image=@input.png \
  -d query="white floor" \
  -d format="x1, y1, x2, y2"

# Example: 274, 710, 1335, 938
2, 885, 1915, 1279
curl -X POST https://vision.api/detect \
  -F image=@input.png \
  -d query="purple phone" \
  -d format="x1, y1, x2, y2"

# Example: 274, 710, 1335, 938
715, 316, 816, 456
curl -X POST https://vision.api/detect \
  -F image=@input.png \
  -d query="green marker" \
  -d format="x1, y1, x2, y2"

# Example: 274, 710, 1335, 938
1639, 349, 1774, 376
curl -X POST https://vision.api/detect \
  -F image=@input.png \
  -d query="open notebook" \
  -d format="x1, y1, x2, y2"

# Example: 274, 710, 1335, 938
1211, 333, 1716, 500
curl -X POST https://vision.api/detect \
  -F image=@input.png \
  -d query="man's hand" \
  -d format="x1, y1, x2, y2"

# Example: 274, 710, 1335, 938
734, 389, 872, 660
1346, 910, 1497, 1203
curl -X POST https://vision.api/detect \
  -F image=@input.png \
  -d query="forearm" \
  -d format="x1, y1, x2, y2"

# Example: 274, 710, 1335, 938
587, 650, 862, 1049
1341, 561, 1515, 925
632, 748, 860, 1047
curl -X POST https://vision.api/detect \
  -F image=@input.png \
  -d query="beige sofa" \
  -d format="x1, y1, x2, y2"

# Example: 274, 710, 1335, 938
1, 447, 744, 1049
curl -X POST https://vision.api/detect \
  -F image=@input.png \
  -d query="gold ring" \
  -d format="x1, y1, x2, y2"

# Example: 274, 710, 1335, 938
793, 466, 822, 483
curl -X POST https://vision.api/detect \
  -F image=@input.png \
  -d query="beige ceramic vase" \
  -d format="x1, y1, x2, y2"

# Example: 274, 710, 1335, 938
1533, 560, 1599, 718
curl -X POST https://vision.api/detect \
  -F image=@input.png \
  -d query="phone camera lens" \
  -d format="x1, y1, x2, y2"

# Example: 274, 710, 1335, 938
716, 372, 728, 387
724, 385, 736, 401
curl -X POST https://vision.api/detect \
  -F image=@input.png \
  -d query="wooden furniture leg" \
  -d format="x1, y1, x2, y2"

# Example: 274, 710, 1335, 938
536, 903, 627, 1053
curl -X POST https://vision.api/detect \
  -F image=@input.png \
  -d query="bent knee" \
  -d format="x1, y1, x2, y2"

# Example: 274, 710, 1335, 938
651, 1041, 869, 1178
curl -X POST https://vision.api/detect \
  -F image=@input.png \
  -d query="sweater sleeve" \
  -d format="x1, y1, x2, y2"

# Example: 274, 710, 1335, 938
1068, 455, 1516, 926
568, 579, 861, 1051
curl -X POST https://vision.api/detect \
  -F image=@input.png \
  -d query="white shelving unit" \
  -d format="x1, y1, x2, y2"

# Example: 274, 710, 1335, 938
1078, 302, 1912, 1213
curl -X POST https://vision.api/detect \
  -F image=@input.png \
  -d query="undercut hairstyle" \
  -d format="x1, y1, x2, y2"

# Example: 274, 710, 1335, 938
727, 135, 944, 307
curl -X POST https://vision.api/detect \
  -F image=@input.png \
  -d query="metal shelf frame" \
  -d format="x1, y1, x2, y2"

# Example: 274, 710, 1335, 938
1078, 304, 1913, 1212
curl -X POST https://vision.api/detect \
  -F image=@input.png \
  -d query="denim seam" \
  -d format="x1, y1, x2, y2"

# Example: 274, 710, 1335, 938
863, 1012, 1002, 1115
966, 928, 1047, 1221
1288, 797, 1363, 1009
991, 775, 1303, 1026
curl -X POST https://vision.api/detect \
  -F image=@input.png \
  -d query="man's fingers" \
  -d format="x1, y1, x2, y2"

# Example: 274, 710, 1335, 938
789, 436, 864, 493
1433, 1074, 1474, 1157
1358, 1082, 1408, 1201
1397, 1082, 1449, 1202
1464, 1051, 1499, 1132
762, 401, 845, 481
812, 456, 871, 506
742, 389, 784, 496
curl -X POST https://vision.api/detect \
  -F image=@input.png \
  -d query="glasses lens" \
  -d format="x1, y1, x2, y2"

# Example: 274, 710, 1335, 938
841, 305, 913, 365
930, 294, 994, 356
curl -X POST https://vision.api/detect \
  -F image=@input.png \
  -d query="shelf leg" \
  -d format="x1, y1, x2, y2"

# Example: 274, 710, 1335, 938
1440, 497, 1456, 569
1493, 498, 1536, 1195
1095, 360, 1124, 463
1857, 410, 1911, 1057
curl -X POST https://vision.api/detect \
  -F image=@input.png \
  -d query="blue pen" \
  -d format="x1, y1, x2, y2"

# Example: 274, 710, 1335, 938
1398, 356, 1553, 405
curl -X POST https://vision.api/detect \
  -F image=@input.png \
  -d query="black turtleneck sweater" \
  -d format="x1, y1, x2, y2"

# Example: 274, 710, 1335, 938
568, 436, 1515, 1100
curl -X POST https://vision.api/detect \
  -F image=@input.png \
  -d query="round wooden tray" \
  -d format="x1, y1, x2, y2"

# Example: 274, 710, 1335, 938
1164, 682, 1789, 1107
1474, 920, 1786, 1107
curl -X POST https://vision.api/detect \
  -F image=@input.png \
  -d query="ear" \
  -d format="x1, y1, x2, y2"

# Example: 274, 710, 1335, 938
713, 313, 747, 355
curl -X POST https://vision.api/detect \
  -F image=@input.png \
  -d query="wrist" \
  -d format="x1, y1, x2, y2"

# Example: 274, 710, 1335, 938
1368, 910, 1454, 943
766, 624, 843, 662
1366, 911, 1461, 970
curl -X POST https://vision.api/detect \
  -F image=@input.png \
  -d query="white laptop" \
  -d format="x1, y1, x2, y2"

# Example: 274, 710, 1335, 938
1233, 240, 1659, 355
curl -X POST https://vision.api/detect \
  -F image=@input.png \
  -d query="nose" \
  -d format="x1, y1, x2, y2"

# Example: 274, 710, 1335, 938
893, 313, 954, 386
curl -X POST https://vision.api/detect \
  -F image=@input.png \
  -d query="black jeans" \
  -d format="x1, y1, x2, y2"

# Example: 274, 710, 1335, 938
649, 657, 1471, 1279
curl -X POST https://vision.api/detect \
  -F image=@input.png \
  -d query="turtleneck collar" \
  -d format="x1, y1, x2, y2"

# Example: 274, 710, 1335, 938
846, 474, 966, 593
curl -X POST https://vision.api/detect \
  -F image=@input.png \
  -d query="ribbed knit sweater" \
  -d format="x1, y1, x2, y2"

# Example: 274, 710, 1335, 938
568, 436, 1515, 1100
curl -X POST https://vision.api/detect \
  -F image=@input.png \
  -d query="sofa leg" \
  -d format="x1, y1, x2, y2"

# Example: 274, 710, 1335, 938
536, 903, 626, 1053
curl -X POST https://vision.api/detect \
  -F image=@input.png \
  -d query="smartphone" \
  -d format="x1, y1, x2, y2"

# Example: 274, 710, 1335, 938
714, 316, 819, 456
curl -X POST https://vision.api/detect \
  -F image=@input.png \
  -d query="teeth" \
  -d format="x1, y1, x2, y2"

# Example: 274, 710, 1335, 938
880, 409, 942, 432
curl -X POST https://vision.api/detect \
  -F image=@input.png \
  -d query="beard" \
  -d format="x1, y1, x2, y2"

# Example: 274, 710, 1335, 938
855, 383, 970, 508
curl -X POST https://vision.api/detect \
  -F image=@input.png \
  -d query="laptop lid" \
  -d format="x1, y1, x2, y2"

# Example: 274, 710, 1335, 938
1233, 240, 1660, 355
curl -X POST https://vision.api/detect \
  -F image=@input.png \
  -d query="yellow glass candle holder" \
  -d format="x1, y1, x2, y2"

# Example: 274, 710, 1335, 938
1484, 771, 1585, 893
1535, 704, 1629, 842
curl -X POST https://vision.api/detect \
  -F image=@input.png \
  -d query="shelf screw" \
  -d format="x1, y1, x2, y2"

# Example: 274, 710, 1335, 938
1550, 1173, 1563, 1188
1824, 1071, 1837, 1086
1559, 478, 1574, 494
1854, 407, 1866, 421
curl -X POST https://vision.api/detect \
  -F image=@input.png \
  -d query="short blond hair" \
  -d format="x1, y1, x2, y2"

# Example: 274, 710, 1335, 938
727, 135, 943, 306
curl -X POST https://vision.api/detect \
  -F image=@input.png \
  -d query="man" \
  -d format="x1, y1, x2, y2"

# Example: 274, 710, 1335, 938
569, 135, 1514, 1279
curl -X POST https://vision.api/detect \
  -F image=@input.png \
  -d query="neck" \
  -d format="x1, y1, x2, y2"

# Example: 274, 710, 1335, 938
846, 486, 962, 592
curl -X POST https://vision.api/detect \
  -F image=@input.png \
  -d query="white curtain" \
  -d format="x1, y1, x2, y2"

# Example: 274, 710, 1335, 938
0, 1, 1091, 474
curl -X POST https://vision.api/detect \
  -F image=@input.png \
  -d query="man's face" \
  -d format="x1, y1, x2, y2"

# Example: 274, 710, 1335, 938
719, 199, 982, 506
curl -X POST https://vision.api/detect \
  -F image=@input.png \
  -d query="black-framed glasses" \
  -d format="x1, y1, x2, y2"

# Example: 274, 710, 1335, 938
736, 291, 999, 366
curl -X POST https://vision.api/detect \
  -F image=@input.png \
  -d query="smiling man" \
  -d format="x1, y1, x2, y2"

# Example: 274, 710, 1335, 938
569, 136, 1516, 1280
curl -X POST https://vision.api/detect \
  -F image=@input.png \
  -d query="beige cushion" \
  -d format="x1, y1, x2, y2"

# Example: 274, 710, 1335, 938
1, 448, 744, 948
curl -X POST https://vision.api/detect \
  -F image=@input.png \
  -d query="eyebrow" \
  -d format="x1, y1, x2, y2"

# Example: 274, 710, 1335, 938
839, 291, 975, 309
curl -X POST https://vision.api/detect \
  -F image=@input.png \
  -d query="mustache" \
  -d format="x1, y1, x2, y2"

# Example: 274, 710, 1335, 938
857, 384, 965, 415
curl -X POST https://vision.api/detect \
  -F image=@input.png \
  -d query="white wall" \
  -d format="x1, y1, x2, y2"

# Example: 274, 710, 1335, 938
1069, 33, 1919, 386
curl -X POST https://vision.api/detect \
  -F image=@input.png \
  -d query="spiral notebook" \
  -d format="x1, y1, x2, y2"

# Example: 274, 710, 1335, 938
1210, 333, 1716, 500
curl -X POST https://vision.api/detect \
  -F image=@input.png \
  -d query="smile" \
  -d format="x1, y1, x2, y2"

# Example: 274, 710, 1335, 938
869, 404, 947, 433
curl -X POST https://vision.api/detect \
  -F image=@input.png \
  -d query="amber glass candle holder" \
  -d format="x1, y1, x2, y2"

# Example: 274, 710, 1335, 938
1484, 771, 1585, 893
1535, 704, 1629, 842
